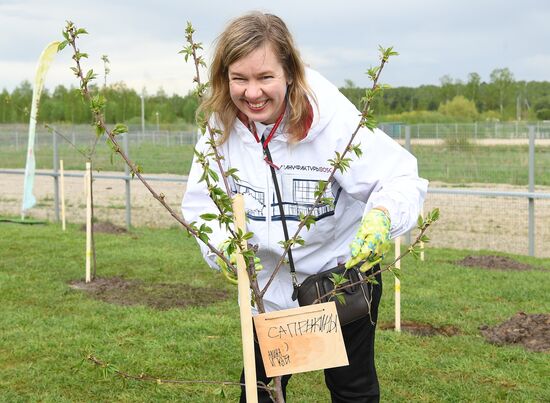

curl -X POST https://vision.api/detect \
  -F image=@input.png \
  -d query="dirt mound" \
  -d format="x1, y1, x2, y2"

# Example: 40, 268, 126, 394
379, 321, 460, 337
479, 312, 550, 352
69, 276, 230, 310
80, 222, 128, 234
456, 255, 534, 271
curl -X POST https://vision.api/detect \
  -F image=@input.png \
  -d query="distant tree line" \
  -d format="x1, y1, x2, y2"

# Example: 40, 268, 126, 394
1, 67, 550, 125
0, 81, 198, 126
342, 68, 550, 123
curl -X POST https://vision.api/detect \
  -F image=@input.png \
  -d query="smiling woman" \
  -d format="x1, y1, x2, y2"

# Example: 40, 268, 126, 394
182, 11, 428, 403
199, 12, 314, 145
228, 44, 288, 125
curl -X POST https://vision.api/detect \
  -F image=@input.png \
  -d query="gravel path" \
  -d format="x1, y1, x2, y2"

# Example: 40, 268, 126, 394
1, 171, 549, 257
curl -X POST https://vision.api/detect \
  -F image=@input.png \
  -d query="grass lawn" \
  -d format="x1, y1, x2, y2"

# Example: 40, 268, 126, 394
413, 144, 550, 186
0, 222, 549, 402
2, 142, 550, 186
0, 142, 195, 176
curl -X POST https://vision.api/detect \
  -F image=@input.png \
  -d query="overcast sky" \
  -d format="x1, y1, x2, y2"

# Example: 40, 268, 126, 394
1, 0, 549, 96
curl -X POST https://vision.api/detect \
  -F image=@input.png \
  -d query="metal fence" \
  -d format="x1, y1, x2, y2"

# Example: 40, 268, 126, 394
379, 121, 550, 140
1, 122, 549, 257
0, 123, 199, 151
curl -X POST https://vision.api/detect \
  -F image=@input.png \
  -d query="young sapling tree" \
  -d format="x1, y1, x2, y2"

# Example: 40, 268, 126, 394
61, 20, 438, 403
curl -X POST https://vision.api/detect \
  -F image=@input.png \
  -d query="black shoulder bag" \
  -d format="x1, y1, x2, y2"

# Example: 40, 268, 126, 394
262, 139, 377, 326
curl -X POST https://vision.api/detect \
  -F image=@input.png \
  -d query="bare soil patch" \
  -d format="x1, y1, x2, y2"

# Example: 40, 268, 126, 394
456, 255, 535, 271
68, 276, 230, 310
80, 221, 128, 234
379, 321, 460, 337
479, 312, 550, 353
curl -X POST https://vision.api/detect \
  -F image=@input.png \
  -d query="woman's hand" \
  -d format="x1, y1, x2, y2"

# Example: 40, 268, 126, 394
345, 208, 391, 271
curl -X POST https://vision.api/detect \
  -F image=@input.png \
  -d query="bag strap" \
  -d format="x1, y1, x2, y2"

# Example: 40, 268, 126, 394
261, 137, 300, 300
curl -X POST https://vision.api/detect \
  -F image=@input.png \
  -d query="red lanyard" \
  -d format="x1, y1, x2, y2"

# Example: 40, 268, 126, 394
248, 110, 285, 169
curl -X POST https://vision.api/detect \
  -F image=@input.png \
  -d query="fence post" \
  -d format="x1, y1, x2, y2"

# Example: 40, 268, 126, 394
53, 130, 60, 222
123, 132, 132, 230
404, 126, 412, 245
528, 126, 535, 256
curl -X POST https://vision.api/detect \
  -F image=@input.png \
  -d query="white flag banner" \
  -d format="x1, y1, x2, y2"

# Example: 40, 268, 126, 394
21, 41, 59, 216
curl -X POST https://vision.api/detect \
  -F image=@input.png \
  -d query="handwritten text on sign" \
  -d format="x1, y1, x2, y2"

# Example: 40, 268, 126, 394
253, 302, 348, 377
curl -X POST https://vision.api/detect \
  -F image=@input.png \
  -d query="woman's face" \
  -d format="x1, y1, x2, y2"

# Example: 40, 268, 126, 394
228, 43, 289, 125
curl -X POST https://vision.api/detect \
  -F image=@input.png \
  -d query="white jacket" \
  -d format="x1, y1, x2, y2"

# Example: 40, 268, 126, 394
182, 68, 428, 313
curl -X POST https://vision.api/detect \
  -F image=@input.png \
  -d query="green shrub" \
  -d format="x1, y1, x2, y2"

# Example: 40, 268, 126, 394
536, 108, 550, 120
438, 95, 479, 121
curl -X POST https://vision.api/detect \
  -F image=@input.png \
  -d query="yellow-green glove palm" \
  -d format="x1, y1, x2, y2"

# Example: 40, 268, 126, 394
215, 240, 263, 285
345, 208, 391, 272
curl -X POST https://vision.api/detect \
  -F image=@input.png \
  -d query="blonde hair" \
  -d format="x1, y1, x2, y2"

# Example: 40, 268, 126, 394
198, 12, 314, 143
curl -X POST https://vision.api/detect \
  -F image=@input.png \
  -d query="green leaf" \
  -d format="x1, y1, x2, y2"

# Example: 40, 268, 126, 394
313, 180, 328, 198
335, 293, 346, 305
293, 236, 306, 247
366, 66, 381, 81
409, 246, 420, 259
362, 116, 378, 130
198, 233, 210, 244
185, 21, 195, 35
242, 250, 255, 261
320, 197, 334, 207
215, 387, 227, 398
199, 223, 213, 234
85, 69, 95, 81
330, 273, 348, 286
429, 208, 440, 222
225, 168, 240, 180
207, 168, 219, 182
198, 170, 208, 183
57, 41, 69, 52
366, 276, 379, 285
350, 143, 363, 158
112, 123, 128, 135
199, 213, 217, 221
91, 94, 107, 112
300, 214, 316, 230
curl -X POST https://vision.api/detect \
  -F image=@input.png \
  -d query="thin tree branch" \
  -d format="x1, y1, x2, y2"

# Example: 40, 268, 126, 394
45, 124, 88, 159
260, 54, 391, 298
86, 354, 276, 401
63, 23, 234, 270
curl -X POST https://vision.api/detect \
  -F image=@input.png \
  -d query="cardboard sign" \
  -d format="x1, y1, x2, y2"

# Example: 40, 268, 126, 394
253, 302, 348, 377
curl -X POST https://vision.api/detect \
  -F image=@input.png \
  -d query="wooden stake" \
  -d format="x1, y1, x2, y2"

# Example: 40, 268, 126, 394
420, 207, 425, 261
85, 162, 92, 283
395, 236, 401, 332
60, 159, 66, 231
232, 194, 257, 403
